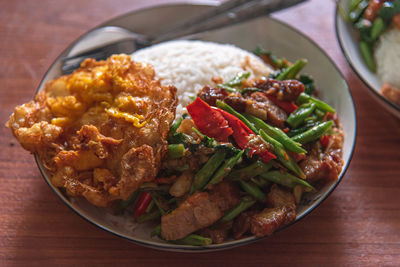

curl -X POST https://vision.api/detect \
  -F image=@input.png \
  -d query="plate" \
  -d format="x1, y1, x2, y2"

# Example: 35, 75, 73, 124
35, 2, 356, 252
335, 0, 400, 118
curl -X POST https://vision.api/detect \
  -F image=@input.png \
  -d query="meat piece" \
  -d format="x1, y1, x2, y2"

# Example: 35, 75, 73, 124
250, 206, 296, 237
161, 182, 240, 241
224, 92, 247, 112
394, 13, 400, 29
232, 210, 258, 239
249, 92, 287, 128
381, 82, 400, 106
253, 78, 305, 102
300, 128, 344, 182
197, 86, 229, 106
266, 184, 295, 209
364, 0, 385, 21
197, 221, 233, 244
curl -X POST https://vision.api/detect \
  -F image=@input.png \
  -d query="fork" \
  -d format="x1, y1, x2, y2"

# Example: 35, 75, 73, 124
61, 0, 306, 74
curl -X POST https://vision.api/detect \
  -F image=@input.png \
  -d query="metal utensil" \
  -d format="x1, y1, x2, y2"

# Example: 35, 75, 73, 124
61, 0, 306, 74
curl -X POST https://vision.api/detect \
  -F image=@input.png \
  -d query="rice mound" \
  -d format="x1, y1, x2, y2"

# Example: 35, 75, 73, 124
131, 40, 273, 117
375, 29, 400, 88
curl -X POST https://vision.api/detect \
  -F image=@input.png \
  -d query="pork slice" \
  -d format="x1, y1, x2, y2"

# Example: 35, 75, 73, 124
161, 182, 240, 241
300, 129, 344, 182
250, 206, 296, 237
249, 92, 287, 128
267, 184, 295, 209
232, 210, 258, 239
254, 78, 305, 102
197, 221, 233, 244
197, 86, 229, 106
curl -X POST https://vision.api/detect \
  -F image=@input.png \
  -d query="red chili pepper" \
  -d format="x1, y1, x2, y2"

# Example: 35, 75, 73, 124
319, 135, 330, 148
218, 108, 253, 149
219, 109, 276, 163
187, 98, 233, 142
282, 127, 290, 133
266, 95, 298, 114
133, 192, 152, 219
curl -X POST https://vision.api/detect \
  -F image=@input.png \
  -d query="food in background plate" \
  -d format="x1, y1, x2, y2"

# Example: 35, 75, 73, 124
347, 0, 400, 106
7, 40, 344, 246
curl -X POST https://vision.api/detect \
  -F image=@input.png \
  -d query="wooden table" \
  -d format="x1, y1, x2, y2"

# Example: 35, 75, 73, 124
1, 0, 399, 265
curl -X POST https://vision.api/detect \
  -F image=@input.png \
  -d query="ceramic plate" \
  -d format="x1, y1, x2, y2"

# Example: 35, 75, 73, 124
36, 2, 356, 252
335, 0, 400, 118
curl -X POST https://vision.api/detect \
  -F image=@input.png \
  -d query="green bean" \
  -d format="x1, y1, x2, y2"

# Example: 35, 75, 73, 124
220, 197, 256, 222
371, 17, 386, 41
259, 130, 306, 179
350, 0, 363, 12
315, 109, 325, 120
359, 41, 376, 72
297, 92, 335, 113
215, 100, 258, 133
174, 234, 212, 246
137, 210, 161, 223
251, 176, 270, 188
190, 150, 227, 194
291, 121, 334, 144
229, 161, 272, 181
151, 224, 161, 237
114, 190, 140, 215
225, 72, 251, 87
286, 102, 316, 128
149, 192, 166, 215
287, 122, 317, 137
239, 180, 266, 201
259, 171, 315, 191
145, 199, 155, 213
209, 150, 244, 185
277, 59, 307, 80
244, 113, 306, 154
349, 0, 368, 22
167, 144, 185, 159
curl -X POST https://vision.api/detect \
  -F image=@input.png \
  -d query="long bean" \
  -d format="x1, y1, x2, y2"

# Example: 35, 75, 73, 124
220, 197, 256, 222
151, 224, 161, 237
259, 130, 306, 179
190, 150, 226, 193
286, 102, 316, 128
114, 190, 140, 215
167, 144, 185, 159
137, 210, 161, 223
229, 161, 272, 181
209, 150, 244, 185
259, 171, 315, 191
239, 180, 266, 201
297, 92, 335, 113
244, 113, 306, 154
174, 234, 212, 246
291, 121, 334, 144
216, 100, 258, 133
359, 41, 376, 72
276, 59, 307, 80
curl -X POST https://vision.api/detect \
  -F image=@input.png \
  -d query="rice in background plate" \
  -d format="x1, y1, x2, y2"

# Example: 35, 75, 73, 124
375, 29, 400, 89
131, 40, 273, 117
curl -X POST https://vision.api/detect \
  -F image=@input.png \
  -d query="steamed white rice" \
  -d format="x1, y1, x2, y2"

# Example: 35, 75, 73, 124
131, 40, 273, 117
375, 29, 400, 88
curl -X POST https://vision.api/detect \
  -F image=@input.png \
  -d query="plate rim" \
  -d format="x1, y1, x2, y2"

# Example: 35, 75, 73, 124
34, 1, 357, 252
334, 1, 400, 115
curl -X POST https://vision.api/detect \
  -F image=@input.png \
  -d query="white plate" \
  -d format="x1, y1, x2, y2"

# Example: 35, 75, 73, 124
335, 0, 400, 118
36, 2, 356, 252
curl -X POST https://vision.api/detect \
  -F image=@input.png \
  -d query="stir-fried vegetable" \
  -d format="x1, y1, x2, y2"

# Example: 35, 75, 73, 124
220, 196, 256, 222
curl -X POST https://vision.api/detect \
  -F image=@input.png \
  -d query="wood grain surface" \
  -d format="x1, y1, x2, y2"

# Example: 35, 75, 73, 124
1, 0, 399, 266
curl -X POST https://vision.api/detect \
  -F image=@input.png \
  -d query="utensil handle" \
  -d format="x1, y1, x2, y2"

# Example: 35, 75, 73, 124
151, 0, 306, 44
